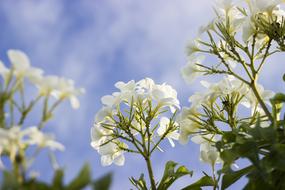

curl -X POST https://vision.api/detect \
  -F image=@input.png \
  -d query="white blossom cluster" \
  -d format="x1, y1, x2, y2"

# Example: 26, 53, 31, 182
182, 0, 285, 84
0, 50, 84, 172
0, 126, 64, 169
178, 75, 274, 165
91, 78, 180, 166
0, 50, 85, 109
177, 0, 280, 167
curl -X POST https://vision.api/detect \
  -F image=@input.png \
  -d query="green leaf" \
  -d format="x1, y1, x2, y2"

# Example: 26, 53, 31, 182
283, 74, 285, 82
129, 174, 148, 190
52, 169, 64, 189
93, 173, 112, 190
22, 180, 50, 190
66, 163, 91, 190
221, 166, 253, 190
182, 175, 215, 190
157, 161, 193, 190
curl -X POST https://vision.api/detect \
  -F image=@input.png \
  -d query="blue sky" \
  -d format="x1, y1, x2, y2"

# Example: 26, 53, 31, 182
0, 0, 285, 189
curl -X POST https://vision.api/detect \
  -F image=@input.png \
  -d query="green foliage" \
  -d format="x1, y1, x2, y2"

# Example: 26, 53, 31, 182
0, 163, 112, 190
157, 161, 193, 190
129, 174, 148, 190
129, 161, 192, 190
182, 175, 215, 190
216, 116, 285, 189
93, 173, 112, 190
221, 166, 253, 190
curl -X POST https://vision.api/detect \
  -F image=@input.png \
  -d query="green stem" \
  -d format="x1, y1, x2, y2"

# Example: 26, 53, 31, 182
0, 94, 6, 128
212, 164, 218, 190
251, 80, 273, 123
145, 156, 156, 190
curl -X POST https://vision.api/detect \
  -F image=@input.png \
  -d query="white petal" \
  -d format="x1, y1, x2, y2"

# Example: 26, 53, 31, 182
101, 155, 113, 166
101, 95, 115, 107
179, 134, 189, 145
168, 138, 175, 147
7, 49, 30, 68
70, 96, 80, 109
113, 154, 125, 166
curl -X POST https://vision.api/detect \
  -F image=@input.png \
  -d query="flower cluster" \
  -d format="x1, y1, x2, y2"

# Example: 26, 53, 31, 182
0, 49, 83, 180
91, 78, 180, 166
178, 75, 274, 165
183, 0, 285, 82
178, 0, 279, 168
0, 50, 85, 110
0, 126, 64, 169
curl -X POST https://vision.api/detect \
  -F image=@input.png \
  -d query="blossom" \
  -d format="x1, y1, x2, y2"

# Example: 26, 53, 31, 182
177, 107, 200, 144
181, 56, 205, 84
245, 0, 282, 14
199, 142, 221, 165
35, 75, 84, 109
241, 83, 274, 115
192, 134, 222, 165
7, 49, 43, 82
99, 78, 180, 113
150, 83, 180, 112
23, 127, 64, 151
98, 141, 126, 166
0, 126, 64, 166
52, 77, 85, 109
91, 123, 113, 149
186, 38, 202, 55
0, 126, 27, 161
215, 0, 246, 34
0, 60, 10, 81
157, 117, 179, 147
92, 78, 180, 166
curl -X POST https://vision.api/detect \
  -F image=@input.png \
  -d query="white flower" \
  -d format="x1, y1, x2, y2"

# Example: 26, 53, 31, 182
0, 126, 26, 161
95, 106, 115, 123
246, 0, 282, 14
101, 92, 122, 108
181, 56, 205, 84
199, 19, 217, 34
177, 107, 200, 144
98, 141, 126, 166
188, 76, 248, 111
151, 83, 180, 112
115, 80, 136, 92
99, 78, 179, 113
241, 83, 274, 115
52, 77, 85, 109
137, 78, 155, 91
192, 134, 222, 165
186, 38, 202, 55
215, 1, 246, 34
92, 78, 180, 166
200, 142, 221, 165
0, 126, 64, 166
157, 117, 179, 147
216, 0, 234, 12
35, 76, 84, 109
7, 49, 43, 82
188, 93, 208, 111
23, 127, 64, 151
91, 123, 113, 149
0, 60, 10, 81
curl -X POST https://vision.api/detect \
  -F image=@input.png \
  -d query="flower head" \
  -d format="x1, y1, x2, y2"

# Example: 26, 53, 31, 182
7, 50, 43, 82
